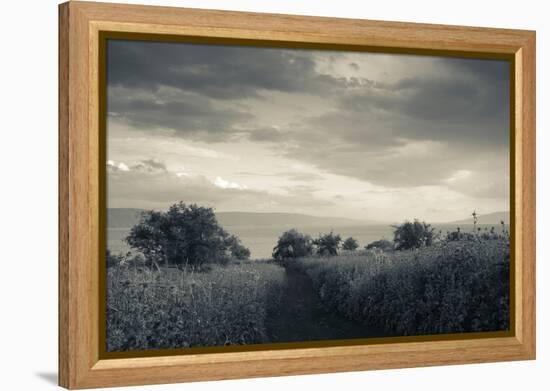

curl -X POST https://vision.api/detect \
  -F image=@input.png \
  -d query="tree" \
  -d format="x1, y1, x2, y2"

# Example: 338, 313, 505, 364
313, 231, 342, 256
342, 237, 359, 251
272, 229, 313, 261
224, 234, 251, 260
125, 202, 250, 268
365, 239, 394, 252
392, 220, 435, 250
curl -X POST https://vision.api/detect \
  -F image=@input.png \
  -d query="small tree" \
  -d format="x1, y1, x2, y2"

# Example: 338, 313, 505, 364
392, 220, 435, 250
224, 234, 251, 260
313, 231, 342, 256
342, 237, 359, 251
365, 239, 394, 252
272, 229, 313, 261
125, 202, 250, 269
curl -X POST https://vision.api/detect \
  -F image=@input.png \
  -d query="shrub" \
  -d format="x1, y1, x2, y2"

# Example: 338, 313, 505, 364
313, 231, 342, 256
106, 261, 286, 351
294, 239, 509, 336
224, 234, 251, 260
365, 239, 393, 252
272, 229, 314, 261
392, 220, 435, 250
342, 237, 359, 251
106, 249, 124, 268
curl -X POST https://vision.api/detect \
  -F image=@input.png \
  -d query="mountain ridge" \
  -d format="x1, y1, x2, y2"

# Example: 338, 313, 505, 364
448, 211, 509, 225
106, 208, 378, 229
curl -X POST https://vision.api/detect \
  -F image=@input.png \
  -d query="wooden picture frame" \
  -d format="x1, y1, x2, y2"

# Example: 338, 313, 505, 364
59, 1, 536, 389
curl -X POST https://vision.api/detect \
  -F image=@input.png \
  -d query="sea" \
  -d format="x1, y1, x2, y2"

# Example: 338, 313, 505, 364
107, 223, 503, 259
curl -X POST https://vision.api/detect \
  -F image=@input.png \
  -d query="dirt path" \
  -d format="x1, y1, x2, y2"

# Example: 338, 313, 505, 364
267, 264, 384, 343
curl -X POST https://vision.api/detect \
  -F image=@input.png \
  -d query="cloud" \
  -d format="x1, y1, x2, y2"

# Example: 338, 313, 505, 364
108, 86, 252, 142
107, 161, 334, 212
246, 126, 287, 142
107, 40, 345, 99
106, 41, 511, 214
214, 176, 248, 190
236, 171, 324, 182
130, 159, 167, 172
107, 160, 129, 172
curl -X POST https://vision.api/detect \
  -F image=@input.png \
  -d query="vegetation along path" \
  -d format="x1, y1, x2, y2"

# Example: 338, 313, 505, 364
267, 263, 384, 343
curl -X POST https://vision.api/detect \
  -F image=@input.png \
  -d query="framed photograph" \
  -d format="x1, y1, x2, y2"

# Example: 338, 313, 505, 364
59, 1, 536, 389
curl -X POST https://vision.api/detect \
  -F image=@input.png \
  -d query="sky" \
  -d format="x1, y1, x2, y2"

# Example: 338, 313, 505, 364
106, 39, 510, 223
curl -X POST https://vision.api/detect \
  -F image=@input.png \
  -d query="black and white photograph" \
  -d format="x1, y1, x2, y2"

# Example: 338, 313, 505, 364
105, 39, 511, 353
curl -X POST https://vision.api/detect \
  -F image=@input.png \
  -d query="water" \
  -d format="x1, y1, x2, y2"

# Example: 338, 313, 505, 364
108, 223, 502, 259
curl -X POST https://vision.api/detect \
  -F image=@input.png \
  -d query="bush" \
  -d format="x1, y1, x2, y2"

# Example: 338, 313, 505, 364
365, 239, 393, 252
106, 261, 286, 351
272, 229, 314, 261
106, 249, 124, 268
293, 239, 509, 336
342, 237, 359, 251
313, 231, 342, 256
392, 220, 435, 250
225, 234, 251, 260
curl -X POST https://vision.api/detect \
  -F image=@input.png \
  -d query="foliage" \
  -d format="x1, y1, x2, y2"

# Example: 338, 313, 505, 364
125, 202, 250, 268
313, 231, 342, 256
342, 237, 359, 251
106, 261, 286, 351
392, 219, 435, 250
445, 222, 510, 242
106, 249, 124, 268
365, 239, 394, 252
272, 229, 314, 261
293, 239, 510, 335
224, 234, 251, 260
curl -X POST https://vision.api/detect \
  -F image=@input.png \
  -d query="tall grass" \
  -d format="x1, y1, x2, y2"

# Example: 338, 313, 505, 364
294, 239, 509, 336
106, 261, 286, 351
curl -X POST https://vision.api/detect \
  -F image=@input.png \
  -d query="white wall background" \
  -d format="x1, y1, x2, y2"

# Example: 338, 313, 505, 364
0, 0, 547, 389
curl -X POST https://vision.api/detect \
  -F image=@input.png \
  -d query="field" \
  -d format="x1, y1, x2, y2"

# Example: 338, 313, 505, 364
106, 204, 510, 350
293, 238, 510, 336
106, 261, 286, 351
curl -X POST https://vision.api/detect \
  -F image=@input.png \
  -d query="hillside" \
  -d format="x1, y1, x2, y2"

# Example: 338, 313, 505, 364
216, 212, 369, 227
449, 211, 510, 225
106, 208, 371, 229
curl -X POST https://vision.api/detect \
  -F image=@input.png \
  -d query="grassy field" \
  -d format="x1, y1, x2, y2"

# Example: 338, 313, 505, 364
106, 260, 286, 351
293, 238, 510, 336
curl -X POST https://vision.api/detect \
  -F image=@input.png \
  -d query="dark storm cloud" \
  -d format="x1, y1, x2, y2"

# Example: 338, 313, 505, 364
440, 57, 510, 83
244, 57, 510, 189
108, 87, 252, 141
246, 127, 287, 142
338, 59, 509, 147
107, 40, 509, 194
107, 40, 344, 99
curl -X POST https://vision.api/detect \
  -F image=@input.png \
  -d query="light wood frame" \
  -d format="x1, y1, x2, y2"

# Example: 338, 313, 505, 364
59, 1, 536, 389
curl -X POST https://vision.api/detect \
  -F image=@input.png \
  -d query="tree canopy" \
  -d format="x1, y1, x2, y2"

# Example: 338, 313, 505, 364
125, 202, 249, 268
392, 220, 435, 250
342, 237, 359, 251
272, 229, 314, 261
313, 231, 342, 256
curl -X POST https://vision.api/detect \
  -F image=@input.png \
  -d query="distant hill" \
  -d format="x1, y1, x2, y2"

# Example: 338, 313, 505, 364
216, 212, 371, 228
106, 208, 372, 229
449, 211, 510, 225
